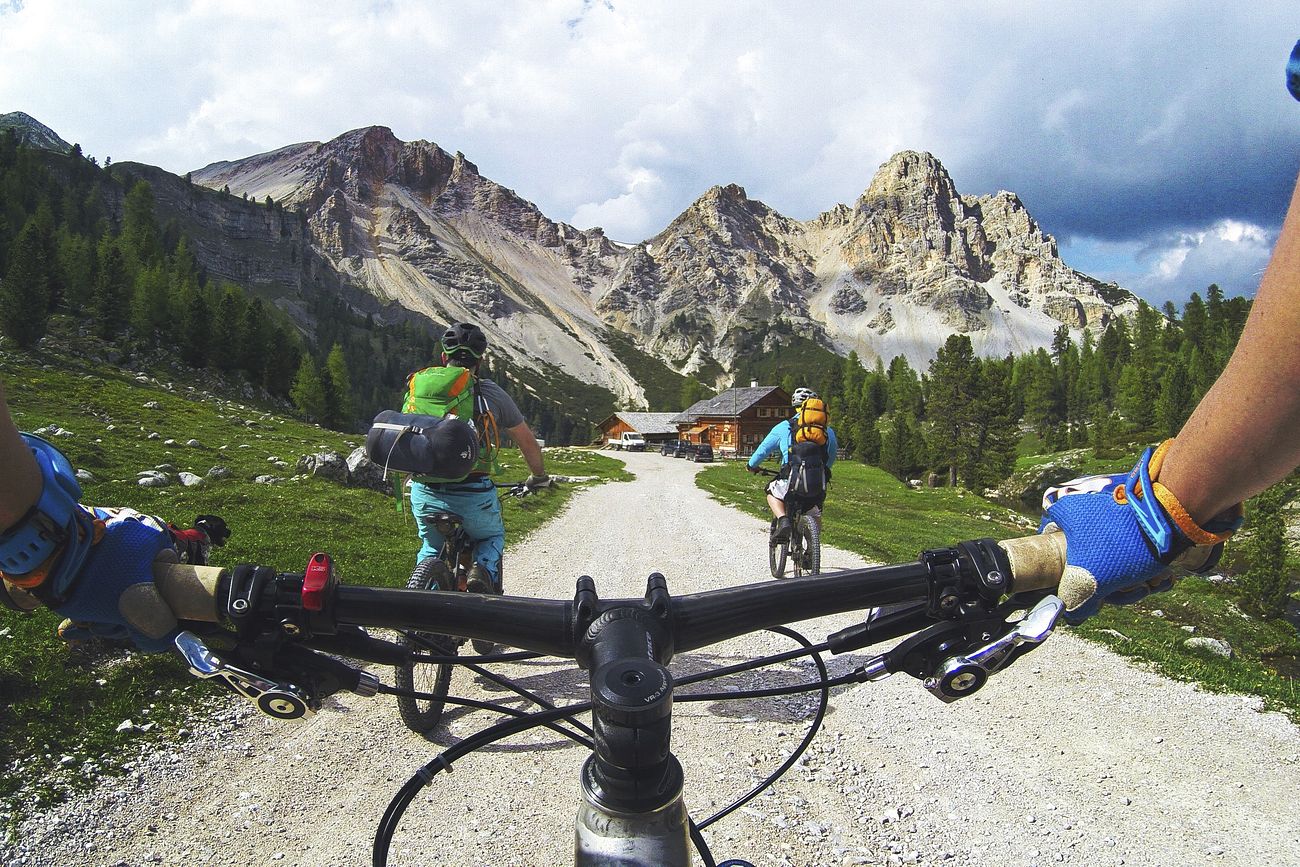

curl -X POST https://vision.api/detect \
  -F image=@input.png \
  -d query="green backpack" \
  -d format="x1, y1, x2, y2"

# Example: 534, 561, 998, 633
401, 366, 499, 482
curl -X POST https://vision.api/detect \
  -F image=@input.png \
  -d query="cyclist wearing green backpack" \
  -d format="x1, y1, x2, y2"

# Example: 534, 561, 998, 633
405, 323, 548, 594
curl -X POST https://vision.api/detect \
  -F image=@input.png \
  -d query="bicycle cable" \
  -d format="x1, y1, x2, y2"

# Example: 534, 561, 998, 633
374, 625, 837, 866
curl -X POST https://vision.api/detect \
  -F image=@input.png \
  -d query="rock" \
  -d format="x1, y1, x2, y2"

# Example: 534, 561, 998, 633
178, 472, 204, 487
75, 469, 95, 483
253, 475, 283, 485
115, 720, 138, 734
297, 451, 349, 483
207, 466, 233, 480
346, 447, 390, 492
147, 432, 161, 440
1184, 637, 1233, 658
186, 439, 203, 448
144, 401, 161, 409
137, 473, 170, 488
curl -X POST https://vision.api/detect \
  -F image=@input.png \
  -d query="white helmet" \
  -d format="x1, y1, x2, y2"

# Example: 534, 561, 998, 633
791, 387, 818, 407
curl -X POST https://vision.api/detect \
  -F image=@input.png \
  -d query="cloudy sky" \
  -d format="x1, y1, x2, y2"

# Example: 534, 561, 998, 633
2, 0, 1297, 305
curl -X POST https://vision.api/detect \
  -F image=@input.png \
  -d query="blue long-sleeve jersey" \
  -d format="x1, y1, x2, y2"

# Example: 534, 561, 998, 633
747, 419, 838, 470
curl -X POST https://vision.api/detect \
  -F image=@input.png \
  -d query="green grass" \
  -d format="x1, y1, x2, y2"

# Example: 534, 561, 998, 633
697, 456, 1300, 721
0, 347, 628, 826
696, 459, 1032, 564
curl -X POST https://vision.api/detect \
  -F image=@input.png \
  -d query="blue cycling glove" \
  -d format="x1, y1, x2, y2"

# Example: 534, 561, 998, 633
52, 510, 183, 653
1040, 440, 1241, 624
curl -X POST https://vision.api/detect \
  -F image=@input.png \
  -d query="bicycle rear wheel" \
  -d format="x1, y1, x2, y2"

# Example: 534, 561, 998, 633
795, 513, 820, 576
394, 557, 457, 734
768, 518, 788, 579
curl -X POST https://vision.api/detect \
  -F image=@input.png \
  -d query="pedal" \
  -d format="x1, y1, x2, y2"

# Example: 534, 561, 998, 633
922, 595, 1063, 703
174, 631, 314, 720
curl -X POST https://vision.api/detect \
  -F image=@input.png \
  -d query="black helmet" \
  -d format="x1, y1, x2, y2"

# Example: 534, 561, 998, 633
442, 322, 488, 363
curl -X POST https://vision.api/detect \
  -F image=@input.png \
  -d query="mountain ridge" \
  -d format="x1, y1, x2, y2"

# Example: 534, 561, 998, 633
13, 113, 1136, 407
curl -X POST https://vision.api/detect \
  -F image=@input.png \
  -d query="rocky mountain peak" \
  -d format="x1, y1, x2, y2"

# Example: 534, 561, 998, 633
0, 111, 71, 153
863, 150, 956, 200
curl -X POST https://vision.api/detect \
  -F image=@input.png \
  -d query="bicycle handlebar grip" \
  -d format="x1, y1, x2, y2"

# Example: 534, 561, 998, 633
997, 531, 1066, 593
152, 562, 226, 622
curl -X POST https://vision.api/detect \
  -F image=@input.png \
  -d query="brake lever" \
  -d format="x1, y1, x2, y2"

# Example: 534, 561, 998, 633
852, 595, 1064, 702
174, 630, 316, 721
922, 595, 1064, 703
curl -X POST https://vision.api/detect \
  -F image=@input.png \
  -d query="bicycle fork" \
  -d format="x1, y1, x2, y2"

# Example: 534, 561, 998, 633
573, 574, 692, 866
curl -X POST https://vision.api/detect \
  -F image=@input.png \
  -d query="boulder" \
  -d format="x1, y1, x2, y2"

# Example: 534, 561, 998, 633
1184, 637, 1233, 659
296, 451, 349, 483
253, 475, 283, 485
178, 472, 204, 487
346, 447, 391, 492
207, 466, 233, 480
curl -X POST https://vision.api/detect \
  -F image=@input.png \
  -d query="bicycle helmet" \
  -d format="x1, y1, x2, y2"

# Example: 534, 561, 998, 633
441, 322, 488, 363
791, 387, 818, 407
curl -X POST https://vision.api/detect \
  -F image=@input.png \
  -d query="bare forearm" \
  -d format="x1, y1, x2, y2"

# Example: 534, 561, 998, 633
509, 422, 546, 477
1162, 171, 1300, 522
0, 380, 43, 532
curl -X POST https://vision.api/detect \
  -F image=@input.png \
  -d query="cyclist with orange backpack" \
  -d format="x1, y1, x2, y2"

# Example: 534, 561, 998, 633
747, 387, 838, 543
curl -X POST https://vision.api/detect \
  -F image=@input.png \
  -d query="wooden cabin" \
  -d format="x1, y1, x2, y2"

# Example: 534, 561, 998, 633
672, 385, 791, 457
595, 412, 682, 445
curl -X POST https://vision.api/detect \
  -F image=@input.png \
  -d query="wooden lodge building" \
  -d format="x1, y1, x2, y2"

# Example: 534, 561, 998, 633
594, 386, 791, 458
595, 412, 681, 445
672, 385, 790, 457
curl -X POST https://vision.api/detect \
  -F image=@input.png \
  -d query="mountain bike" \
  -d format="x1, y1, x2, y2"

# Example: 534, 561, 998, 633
155, 530, 1072, 866
754, 467, 820, 579
395, 479, 551, 733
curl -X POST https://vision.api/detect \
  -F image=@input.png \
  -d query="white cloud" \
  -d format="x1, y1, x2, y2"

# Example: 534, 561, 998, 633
1130, 220, 1276, 304
1, 0, 1296, 298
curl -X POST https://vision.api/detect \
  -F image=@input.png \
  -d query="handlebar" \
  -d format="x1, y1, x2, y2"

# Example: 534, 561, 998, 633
152, 531, 1068, 641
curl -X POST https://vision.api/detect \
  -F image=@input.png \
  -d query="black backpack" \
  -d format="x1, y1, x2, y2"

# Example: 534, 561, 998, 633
787, 440, 828, 501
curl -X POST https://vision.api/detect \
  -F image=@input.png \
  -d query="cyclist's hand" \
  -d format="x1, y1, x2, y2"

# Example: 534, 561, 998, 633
1040, 440, 1239, 624
51, 510, 185, 653
746, 464, 761, 474
524, 473, 552, 492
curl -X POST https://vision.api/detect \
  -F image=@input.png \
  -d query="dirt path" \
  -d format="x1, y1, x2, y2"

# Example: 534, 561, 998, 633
8, 451, 1300, 867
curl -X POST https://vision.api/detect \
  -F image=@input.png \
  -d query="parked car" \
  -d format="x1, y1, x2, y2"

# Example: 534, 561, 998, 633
671, 441, 696, 458
691, 443, 715, 462
660, 436, 691, 457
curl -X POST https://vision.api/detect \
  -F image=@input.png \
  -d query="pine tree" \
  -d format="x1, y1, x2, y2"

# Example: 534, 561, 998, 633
210, 288, 245, 372
0, 221, 52, 348
1155, 357, 1192, 437
290, 356, 327, 422
121, 180, 162, 264
180, 287, 211, 367
1116, 363, 1157, 431
324, 343, 354, 428
926, 334, 980, 486
879, 413, 919, 482
680, 377, 706, 411
91, 240, 129, 340
1237, 485, 1293, 619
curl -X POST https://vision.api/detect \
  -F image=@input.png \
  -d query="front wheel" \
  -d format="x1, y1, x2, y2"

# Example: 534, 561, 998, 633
394, 557, 456, 735
768, 519, 788, 579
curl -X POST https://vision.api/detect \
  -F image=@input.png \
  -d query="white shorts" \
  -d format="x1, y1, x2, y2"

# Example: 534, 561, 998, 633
766, 478, 790, 499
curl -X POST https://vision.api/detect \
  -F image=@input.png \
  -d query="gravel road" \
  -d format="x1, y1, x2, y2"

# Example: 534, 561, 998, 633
7, 451, 1300, 867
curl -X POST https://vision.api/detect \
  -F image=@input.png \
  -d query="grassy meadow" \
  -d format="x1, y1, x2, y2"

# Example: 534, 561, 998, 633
697, 459, 1300, 720
0, 347, 628, 825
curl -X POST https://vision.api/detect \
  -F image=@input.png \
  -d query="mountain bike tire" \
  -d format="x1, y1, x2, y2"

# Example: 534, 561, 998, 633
795, 513, 820, 576
394, 557, 456, 735
768, 518, 788, 579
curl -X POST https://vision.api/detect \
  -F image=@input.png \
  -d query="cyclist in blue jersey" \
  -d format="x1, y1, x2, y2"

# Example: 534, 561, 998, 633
747, 387, 839, 543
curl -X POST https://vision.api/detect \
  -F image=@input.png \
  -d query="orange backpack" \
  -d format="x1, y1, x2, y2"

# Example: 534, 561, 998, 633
793, 397, 829, 447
